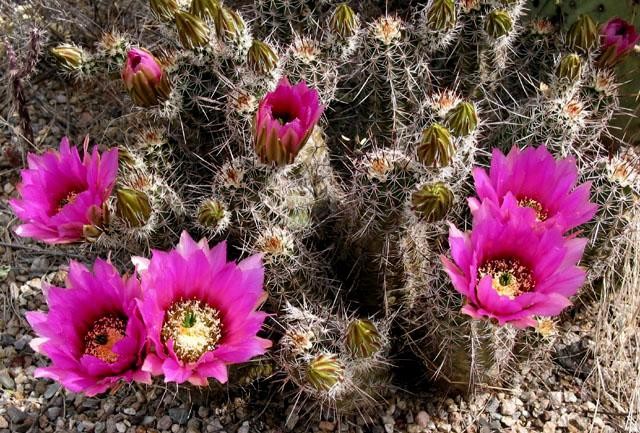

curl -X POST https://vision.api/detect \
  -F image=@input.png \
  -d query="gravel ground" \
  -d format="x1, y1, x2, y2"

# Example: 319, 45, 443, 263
0, 34, 636, 433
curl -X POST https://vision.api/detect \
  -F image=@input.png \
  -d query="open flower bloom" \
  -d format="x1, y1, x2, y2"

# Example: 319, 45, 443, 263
9, 137, 118, 244
254, 77, 324, 166
122, 48, 172, 107
441, 195, 587, 328
26, 260, 150, 396
471, 146, 596, 233
598, 17, 640, 67
136, 231, 271, 385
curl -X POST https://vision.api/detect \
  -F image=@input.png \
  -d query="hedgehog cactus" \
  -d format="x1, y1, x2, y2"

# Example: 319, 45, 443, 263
6, 0, 640, 425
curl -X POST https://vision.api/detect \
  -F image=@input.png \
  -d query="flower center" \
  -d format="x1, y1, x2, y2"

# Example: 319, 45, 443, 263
161, 299, 222, 363
272, 107, 297, 125
84, 315, 127, 364
517, 197, 548, 221
56, 189, 82, 212
478, 258, 535, 299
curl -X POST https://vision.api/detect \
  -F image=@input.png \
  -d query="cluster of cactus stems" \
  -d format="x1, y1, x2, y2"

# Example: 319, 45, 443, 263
6, 0, 640, 422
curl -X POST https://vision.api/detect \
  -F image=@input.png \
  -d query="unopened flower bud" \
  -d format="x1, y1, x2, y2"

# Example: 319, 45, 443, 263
190, 0, 220, 20
197, 199, 228, 228
426, 0, 456, 31
254, 78, 324, 165
149, 0, 179, 21
329, 3, 359, 39
116, 188, 152, 227
411, 182, 454, 222
51, 44, 85, 71
556, 53, 582, 83
345, 319, 382, 358
247, 40, 278, 76
567, 14, 598, 53
121, 48, 171, 108
213, 6, 245, 42
484, 9, 513, 39
598, 17, 640, 67
418, 123, 454, 167
445, 101, 478, 137
175, 10, 209, 49
306, 354, 343, 392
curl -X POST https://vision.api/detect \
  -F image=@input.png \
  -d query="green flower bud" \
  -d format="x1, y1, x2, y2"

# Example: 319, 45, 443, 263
190, 0, 220, 20
51, 44, 85, 71
149, 0, 179, 21
306, 354, 344, 392
484, 9, 513, 39
418, 123, 455, 167
556, 53, 582, 83
345, 319, 383, 358
329, 3, 359, 39
445, 101, 478, 137
213, 6, 245, 42
426, 0, 456, 31
567, 15, 598, 53
116, 188, 152, 227
197, 199, 227, 228
247, 40, 278, 75
175, 10, 209, 49
411, 182, 454, 222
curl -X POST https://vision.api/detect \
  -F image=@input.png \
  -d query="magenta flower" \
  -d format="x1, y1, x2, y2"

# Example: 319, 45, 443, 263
122, 48, 171, 107
254, 77, 324, 165
26, 260, 150, 396
136, 231, 271, 385
598, 18, 639, 67
441, 195, 587, 328
471, 146, 596, 233
9, 137, 118, 244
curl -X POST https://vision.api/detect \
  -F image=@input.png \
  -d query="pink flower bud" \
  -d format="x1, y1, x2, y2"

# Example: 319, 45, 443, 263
253, 78, 324, 166
598, 17, 639, 67
121, 48, 171, 107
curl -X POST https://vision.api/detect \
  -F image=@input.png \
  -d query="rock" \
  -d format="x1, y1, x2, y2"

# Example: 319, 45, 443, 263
142, 416, 155, 426
14, 336, 30, 351
416, 411, 430, 428
46, 407, 61, 421
95, 421, 106, 433
501, 416, 515, 427
549, 392, 563, 408
123, 407, 136, 416
157, 415, 173, 431
6, 407, 27, 423
103, 399, 116, 415
542, 421, 556, 433
500, 399, 517, 416
44, 383, 60, 399
381, 415, 394, 433
563, 391, 577, 403
115, 422, 127, 433
0, 371, 15, 389
319, 421, 336, 432
78, 421, 96, 432
237, 421, 250, 433
198, 407, 209, 418
0, 417, 8, 429
169, 408, 190, 425
207, 418, 224, 432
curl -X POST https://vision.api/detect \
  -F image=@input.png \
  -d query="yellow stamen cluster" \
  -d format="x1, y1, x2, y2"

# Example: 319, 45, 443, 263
161, 299, 222, 363
518, 196, 548, 221
57, 190, 80, 212
478, 258, 535, 299
373, 16, 402, 45
84, 315, 127, 364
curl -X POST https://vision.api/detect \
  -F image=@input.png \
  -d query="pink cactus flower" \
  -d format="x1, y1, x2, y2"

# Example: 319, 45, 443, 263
9, 136, 117, 244
122, 48, 171, 107
598, 17, 639, 67
471, 146, 597, 233
135, 231, 271, 385
26, 260, 151, 396
254, 77, 324, 165
441, 194, 587, 328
